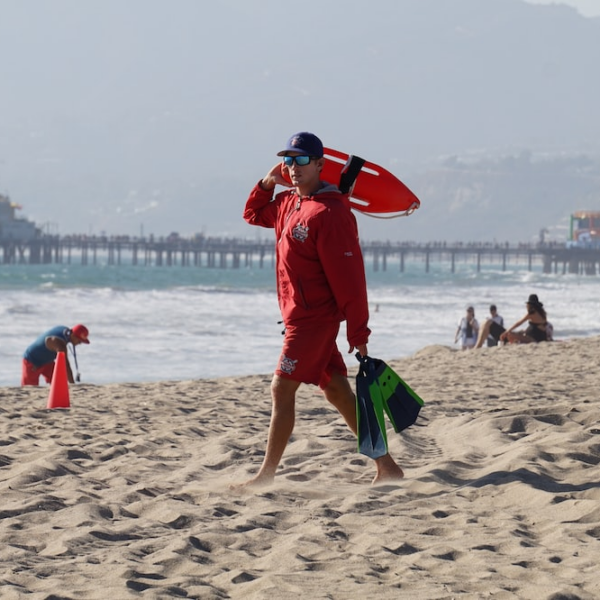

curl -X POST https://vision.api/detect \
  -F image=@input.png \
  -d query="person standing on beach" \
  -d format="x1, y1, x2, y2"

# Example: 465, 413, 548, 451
21, 324, 90, 386
455, 306, 479, 350
237, 131, 404, 487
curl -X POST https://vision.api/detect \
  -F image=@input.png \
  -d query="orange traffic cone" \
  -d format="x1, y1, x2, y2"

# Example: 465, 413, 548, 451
47, 351, 70, 409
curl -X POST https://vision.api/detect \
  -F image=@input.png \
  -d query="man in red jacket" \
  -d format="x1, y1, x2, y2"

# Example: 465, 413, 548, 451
237, 132, 404, 487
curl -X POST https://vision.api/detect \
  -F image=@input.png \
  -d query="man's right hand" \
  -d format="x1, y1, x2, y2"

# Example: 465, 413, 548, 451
260, 162, 292, 191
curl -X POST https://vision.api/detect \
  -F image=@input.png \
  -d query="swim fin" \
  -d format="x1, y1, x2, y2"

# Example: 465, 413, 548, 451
355, 354, 388, 459
368, 359, 424, 432
355, 354, 424, 459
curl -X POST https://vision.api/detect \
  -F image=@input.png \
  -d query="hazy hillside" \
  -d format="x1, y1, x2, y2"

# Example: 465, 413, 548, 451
0, 0, 599, 242
402, 153, 600, 244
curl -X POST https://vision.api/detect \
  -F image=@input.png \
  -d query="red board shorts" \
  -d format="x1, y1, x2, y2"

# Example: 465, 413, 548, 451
21, 359, 54, 386
276, 321, 347, 389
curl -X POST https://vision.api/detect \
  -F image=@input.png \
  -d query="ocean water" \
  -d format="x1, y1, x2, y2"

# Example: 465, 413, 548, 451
1, 255, 599, 387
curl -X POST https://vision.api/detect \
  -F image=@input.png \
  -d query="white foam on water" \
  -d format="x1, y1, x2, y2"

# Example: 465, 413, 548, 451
1, 262, 599, 386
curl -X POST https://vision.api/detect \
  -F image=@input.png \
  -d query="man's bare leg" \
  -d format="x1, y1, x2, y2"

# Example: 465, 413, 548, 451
232, 375, 301, 489
323, 371, 404, 484
475, 319, 492, 348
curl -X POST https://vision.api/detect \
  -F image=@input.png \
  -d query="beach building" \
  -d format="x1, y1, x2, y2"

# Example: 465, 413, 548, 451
0, 194, 40, 241
567, 210, 600, 249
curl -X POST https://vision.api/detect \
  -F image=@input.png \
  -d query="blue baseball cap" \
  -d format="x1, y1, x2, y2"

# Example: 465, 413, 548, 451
277, 132, 324, 158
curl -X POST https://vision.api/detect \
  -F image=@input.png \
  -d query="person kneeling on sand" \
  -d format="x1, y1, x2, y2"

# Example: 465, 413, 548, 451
500, 294, 552, 344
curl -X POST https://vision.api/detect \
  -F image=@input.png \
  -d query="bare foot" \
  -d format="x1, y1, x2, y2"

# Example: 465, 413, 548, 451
372, 468, 404, 486
228, 472, 274, 491
372, 454, 404, 485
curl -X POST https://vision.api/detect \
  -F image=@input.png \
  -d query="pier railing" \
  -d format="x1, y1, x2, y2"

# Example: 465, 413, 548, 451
1, 235, 599, 275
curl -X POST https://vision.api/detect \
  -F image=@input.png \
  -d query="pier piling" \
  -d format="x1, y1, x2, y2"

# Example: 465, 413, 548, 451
1, 237, 599, 275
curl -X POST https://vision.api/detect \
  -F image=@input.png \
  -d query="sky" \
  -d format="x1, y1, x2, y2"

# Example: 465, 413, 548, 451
0, 0, 598, 243
525, 0, 600, 16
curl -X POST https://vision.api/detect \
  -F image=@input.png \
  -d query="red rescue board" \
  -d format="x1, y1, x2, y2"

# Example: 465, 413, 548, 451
283, 147, 420, 218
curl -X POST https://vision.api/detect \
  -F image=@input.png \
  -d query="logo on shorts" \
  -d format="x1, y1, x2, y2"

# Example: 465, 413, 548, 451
280, 355, 298, 375
292, 223, 309, 242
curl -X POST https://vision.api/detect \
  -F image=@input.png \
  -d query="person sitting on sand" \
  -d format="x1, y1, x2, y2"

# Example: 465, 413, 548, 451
500, 294, 552, 344
475, 304, 505, 348
455, 306, 479, 350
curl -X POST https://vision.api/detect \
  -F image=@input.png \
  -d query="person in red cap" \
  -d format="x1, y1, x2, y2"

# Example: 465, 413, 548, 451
21, 324, 90, 386
235, 132, 404, 488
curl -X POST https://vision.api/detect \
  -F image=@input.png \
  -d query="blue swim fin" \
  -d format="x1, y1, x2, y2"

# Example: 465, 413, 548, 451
355, 354, 388, 459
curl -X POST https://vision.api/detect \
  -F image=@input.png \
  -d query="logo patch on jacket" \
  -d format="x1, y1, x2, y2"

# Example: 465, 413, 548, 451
280, 355, 298, 375
291, 223, 309, 242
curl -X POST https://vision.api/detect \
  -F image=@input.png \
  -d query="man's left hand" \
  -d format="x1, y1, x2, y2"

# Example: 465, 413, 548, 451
349, 344, 368, 357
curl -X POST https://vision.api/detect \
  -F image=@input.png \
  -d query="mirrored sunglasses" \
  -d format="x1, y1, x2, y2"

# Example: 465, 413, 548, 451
282, 155, 314, 167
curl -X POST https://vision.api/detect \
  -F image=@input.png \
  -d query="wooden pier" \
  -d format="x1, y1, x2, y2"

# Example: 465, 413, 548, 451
1, 235, 600, 275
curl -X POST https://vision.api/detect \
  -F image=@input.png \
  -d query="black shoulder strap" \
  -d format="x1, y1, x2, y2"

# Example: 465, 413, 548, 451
339, 155, 365, 194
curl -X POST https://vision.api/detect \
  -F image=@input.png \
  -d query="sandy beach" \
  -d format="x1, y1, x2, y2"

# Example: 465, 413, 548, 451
1, 336, 600, 599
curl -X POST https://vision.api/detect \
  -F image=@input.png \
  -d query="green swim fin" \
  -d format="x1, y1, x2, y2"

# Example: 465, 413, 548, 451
368, 358, 424, 433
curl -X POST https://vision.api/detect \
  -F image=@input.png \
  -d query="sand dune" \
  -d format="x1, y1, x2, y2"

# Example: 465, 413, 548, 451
1, 337, 599, 599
